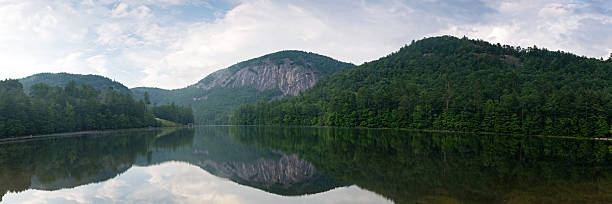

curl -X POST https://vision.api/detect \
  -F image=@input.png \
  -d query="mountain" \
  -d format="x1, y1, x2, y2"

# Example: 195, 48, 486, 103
231, 36, 612, 138
19, 73, 130, 94
195, 50, 353, 96
132, 50, 354, 124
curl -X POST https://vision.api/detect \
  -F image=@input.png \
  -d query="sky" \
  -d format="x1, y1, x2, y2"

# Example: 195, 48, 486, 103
0, 0, 611, 89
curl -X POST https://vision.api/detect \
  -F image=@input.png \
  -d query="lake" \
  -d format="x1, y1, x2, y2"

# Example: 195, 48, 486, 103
1, 126, 612, 203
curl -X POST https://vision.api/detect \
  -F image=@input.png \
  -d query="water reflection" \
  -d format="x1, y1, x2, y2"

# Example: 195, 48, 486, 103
230, 127, 612, 203
3, 162, 389, 204
0, 127, 347, 203
1, 126, 612, 203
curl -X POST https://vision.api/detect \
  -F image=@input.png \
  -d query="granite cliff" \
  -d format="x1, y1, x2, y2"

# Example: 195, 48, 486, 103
196, 51, 353, 96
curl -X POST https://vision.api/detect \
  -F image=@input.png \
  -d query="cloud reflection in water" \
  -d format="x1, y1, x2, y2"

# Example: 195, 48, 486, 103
2, 161, 392, 204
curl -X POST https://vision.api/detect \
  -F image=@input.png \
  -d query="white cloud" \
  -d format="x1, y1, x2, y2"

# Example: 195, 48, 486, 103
135, 0, 440, 88
94, 179, 129, 201
87, 55, 110, 76
0, 0, 611, 89
56, 52, 86, 73
95, 23, 126, 47
110, 2, 130, 18
437, 0, 612, 59
539, 3, 576, 17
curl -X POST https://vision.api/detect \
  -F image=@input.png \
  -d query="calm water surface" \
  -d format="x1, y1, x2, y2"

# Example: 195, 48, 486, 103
1, 126, 612, 203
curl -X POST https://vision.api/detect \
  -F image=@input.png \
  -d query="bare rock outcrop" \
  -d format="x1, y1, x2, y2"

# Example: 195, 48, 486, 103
194, 51, 353, 97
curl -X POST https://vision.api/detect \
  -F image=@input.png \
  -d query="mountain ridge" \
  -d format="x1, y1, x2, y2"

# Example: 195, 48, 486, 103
230, 35, 612, 137
11, 50, 353, 125
18, 72, 130, 94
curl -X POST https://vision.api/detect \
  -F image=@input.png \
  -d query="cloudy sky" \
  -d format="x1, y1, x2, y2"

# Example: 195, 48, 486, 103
1, 0, 611, 89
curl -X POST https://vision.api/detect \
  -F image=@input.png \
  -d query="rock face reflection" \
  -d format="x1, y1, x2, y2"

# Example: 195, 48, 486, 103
198, 152, 337, 195
0, 127, 342, 201
200, 153, 316, 186
138, 127, 344, 196
221, 153, 317, 187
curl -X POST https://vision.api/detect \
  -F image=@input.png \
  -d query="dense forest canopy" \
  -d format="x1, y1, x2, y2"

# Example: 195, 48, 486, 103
0, 80, 160, 138
231, 36, 612, 137
149, 103, 194, 125
19, 73, 130, 94
132, 87, 282, 124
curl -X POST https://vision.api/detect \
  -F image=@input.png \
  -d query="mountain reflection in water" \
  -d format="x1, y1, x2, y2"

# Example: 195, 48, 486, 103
1, 126, 612, 203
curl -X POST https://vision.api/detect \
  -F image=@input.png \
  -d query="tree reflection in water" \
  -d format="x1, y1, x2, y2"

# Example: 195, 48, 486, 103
1, 126, 612, 203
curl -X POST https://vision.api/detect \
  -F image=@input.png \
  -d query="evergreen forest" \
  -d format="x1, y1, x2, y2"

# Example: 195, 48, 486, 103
150, 103, 194, 125
0, 80, 160, 138
231, 36, 612, 137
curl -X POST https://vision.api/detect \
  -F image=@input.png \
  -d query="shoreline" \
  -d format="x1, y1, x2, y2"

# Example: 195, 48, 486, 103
1, 125, 609, 144
200, 124, 612, 141
0, 127, 171, 144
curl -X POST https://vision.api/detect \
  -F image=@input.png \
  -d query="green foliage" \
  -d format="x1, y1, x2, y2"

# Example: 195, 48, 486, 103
155, 118, 184, 127
231, 36, 612, 137
133, 87, 282, 124
150, 103, 194, 125
19, 72, 130, 94
143, 91, 151, 105
190, 87, 282, 124
131, 87, 178, 106
0, 80, 161, 138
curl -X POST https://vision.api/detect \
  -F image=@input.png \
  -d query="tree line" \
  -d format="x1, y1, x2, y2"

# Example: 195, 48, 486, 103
0, 80, 160, 138
149, 103, 194, 125
230, 36, 612, 137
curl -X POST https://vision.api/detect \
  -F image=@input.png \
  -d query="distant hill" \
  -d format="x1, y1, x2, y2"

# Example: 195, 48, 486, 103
231, 36, 612, 138
19, 73, 130, 94
132, 50, 354, 124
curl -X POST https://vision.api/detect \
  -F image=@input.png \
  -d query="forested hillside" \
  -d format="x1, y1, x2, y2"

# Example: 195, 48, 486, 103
19, 73, 130, 94
133, 50, 354, 124
231, 36, 612, 137
132, 86, 282, 124
150, 103, 194, 125
0, 80, 159, 138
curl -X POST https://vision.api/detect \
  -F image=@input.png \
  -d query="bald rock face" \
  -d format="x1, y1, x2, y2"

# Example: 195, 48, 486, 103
193, 50, 354, 98
196, 59, 320, 97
